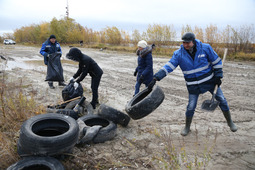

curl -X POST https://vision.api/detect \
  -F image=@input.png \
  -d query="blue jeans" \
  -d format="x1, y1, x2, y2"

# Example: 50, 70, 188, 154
134, 81, 150, 96
186, 87, 229, 117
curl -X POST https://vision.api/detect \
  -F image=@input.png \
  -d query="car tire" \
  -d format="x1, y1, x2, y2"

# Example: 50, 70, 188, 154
55, 109, 79, 120
79, 114, 117, 143
125, 85, 165, 120
7, 156, 65, 170
17, 113, 79, 157
65, 99, 93, 115
98, 104, 130, 127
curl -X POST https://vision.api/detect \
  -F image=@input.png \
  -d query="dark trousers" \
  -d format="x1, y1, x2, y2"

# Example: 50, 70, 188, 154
91, 75, 102, 104
48, 81, 64, 86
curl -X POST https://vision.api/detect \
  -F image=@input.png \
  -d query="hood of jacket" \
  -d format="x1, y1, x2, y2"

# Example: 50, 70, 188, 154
66, 48, 82, 62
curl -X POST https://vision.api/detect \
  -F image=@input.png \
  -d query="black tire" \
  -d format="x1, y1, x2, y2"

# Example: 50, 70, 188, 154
17, 113, 79, 157
7, 156, 65, 170
98, 104, 130, 127
125, 85, 165, 120
65, 99, 93, 115
56, 109, 79, 120
79, 114, 117, 143
65, 99, 83, 109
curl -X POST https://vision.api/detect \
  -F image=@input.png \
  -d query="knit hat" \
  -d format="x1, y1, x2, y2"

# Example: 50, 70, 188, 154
49, 34, 56, 39
137, 40, 147, 48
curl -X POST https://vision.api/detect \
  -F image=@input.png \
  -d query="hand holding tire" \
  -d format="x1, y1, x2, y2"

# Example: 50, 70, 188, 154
215, 77, 222, 87
148, 78, 157, 90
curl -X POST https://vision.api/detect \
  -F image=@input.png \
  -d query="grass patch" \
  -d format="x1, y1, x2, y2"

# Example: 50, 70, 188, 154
0, 73, 45, 169
152, 126, 217, 169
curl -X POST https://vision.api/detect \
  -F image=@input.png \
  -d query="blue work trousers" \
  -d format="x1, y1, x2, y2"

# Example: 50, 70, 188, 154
185, 87, 229, 117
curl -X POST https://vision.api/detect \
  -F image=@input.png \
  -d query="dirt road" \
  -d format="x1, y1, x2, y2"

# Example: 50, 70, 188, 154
1, 45, 255, 169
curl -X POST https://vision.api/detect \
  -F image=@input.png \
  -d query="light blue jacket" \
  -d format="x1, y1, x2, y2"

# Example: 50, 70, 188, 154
154, 39, 223, 94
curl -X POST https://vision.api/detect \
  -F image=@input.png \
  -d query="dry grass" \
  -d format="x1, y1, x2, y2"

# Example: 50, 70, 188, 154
152, 126, 217, 169
0, 73, 45, 169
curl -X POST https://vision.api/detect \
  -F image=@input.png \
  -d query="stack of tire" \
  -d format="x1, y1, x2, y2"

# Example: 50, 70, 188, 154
7, 86, 163, 169
8, 105, 130, 169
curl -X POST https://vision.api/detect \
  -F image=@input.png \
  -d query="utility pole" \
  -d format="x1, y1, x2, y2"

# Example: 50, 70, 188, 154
66, 0, 69, 18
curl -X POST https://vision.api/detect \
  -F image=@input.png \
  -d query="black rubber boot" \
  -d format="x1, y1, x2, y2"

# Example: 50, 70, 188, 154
90, 100, 99, 109
181, 117, 193, 136
48, 82, 55, 89
58, 81, 67, 86
223, 111, 237, 132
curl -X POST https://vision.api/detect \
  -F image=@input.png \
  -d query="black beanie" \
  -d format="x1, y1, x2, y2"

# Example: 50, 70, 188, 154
49, 34, 56, 39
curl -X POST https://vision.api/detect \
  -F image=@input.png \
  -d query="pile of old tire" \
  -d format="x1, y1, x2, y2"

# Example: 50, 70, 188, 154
78, 114, 117, 143
17, 113, 79, 157
46, 98, 93, 120
7, 156, 65, 170
97, 104, 130, 127
125, 85, 165, 120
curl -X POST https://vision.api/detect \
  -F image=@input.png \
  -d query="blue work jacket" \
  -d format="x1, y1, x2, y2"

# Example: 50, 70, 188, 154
154, 39, 223, 94
40, 39, 62, 65
135, 47, 153, 84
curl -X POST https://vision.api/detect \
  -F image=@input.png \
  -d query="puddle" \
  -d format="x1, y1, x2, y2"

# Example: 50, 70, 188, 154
1, 59, 76, 71
1, 60, 44, 71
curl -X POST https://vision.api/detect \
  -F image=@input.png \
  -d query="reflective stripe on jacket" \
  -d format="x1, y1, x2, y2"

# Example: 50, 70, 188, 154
39, 39, 62, 65
155, 39, 223, 94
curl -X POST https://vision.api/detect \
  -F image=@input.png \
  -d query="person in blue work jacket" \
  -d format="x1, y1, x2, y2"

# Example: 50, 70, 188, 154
40, 34, 66, 89
133, 40, 154, 96
148, 32, 237, 136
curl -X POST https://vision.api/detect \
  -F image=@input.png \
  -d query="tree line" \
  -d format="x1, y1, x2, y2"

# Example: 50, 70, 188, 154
1, 17, 254, 53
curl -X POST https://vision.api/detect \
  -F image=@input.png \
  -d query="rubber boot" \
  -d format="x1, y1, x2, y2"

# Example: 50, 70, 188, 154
48, 82, 55, 89
181, 117, 193, 136
58, 81, 67, 86
223, 111, 237, 132
90, 100, 99, 109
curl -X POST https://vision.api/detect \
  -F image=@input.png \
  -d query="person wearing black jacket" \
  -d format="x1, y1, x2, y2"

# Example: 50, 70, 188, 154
66, 48, 103, 109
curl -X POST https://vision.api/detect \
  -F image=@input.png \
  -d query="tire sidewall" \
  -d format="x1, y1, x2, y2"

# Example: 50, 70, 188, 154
7, 156, 65, 170
125, 85, 165, 120
98, 104, 130, 127
18, 113, 79, 156
79, 114, 117, 143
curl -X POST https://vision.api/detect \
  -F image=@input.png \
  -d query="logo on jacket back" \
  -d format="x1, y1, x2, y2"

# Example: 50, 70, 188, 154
198, 54, 205, 58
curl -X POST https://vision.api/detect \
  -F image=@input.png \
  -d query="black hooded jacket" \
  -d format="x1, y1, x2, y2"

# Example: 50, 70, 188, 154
66, 48, 103, 83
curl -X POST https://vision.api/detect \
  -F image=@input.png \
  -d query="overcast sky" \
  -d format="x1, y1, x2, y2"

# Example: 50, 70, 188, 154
0, 0, 254, 36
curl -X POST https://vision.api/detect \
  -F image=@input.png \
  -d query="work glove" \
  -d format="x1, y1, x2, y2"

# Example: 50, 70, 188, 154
151, 44, 156, 49
69, 77, 75, 83
74, 82, 79, 90
138, 75, 144, 83
214, 77, 222, 87
56, 52, 62, 57
134, 70, 138, 77
148, 78, 157, 90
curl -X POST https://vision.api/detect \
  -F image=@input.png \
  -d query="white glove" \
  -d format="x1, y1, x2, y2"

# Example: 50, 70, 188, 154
69, 77, 75, 82
74, 82, 79, 90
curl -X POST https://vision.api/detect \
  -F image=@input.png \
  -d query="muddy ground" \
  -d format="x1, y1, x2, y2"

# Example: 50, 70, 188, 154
1, 45, 255, 169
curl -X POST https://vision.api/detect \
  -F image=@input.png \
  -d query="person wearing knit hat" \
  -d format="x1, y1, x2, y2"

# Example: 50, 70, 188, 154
137, 40, 147, 48
40, 34, 66, 89
49, 34, 56, 39
133, 40, 154, 96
